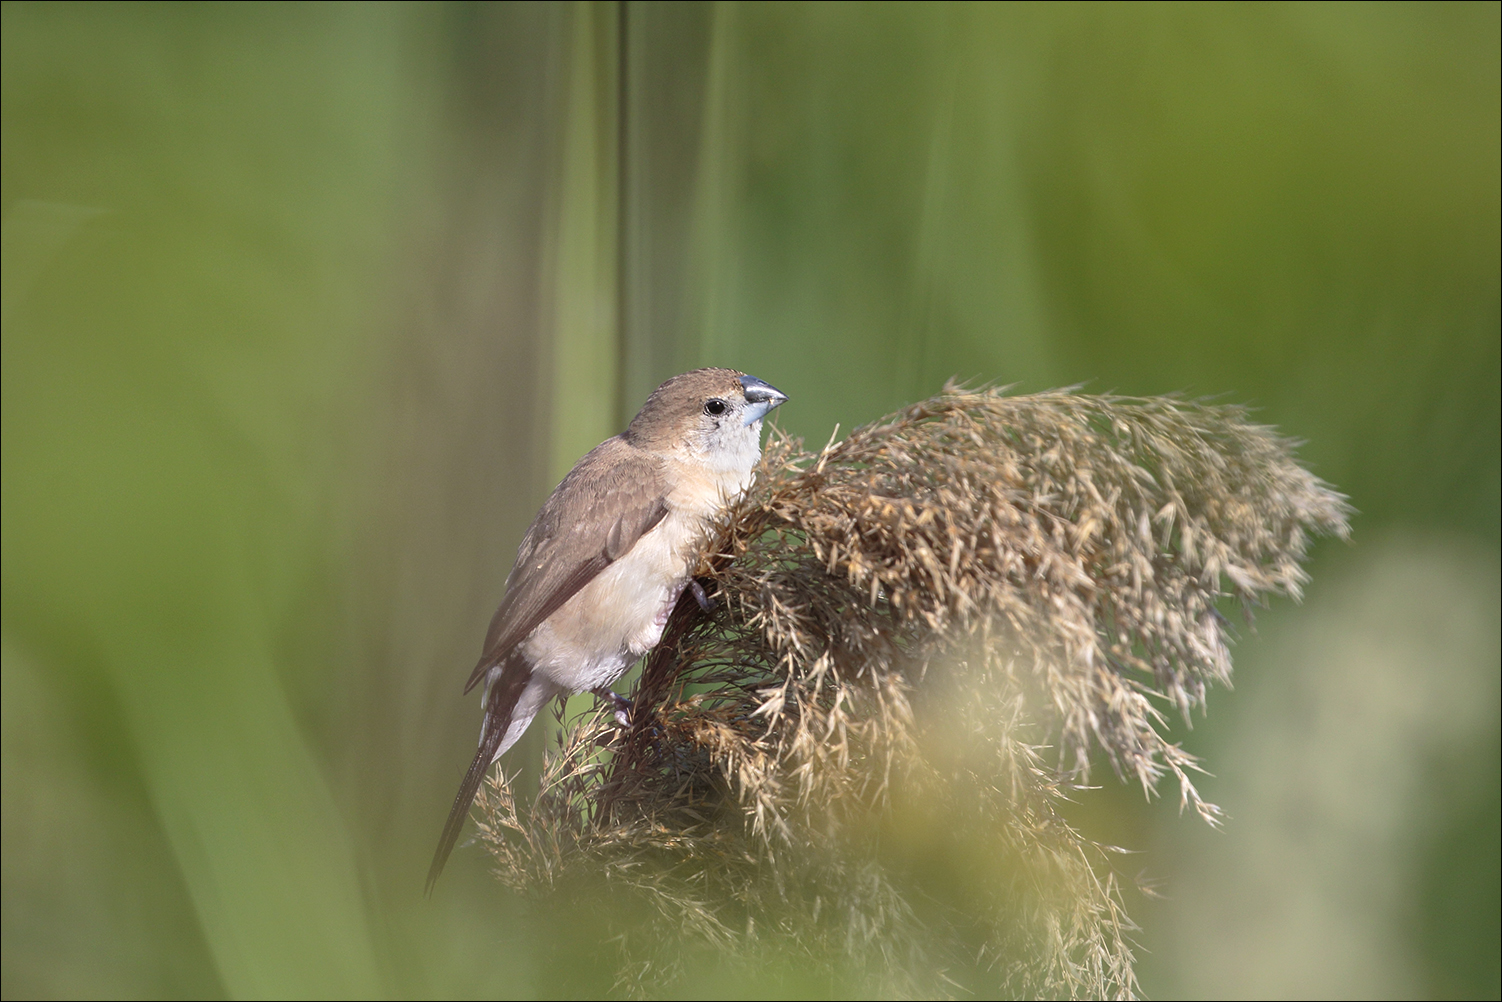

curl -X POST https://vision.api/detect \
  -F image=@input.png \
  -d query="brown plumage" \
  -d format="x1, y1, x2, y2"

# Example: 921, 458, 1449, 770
427, 368, 787, 891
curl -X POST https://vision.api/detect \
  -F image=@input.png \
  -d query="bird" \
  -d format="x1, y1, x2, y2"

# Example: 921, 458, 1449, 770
427, 368, 787, 890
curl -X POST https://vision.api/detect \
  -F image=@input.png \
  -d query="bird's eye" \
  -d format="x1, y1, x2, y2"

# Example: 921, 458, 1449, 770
704, 399, 728, 416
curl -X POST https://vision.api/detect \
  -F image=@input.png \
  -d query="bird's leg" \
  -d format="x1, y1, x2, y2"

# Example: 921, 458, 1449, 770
591, 686, 633, 727
689, 579, 717, 612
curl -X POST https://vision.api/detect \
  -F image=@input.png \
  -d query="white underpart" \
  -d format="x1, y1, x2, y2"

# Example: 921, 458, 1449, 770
486, 413, 766, 764
486, 673, 563, 762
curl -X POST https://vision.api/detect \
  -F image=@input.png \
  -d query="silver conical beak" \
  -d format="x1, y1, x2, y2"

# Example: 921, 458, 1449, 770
739, 374, 788, 425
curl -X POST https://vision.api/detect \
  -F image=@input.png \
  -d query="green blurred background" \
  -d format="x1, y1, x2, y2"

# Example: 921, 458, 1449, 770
3, 2, 1496, 997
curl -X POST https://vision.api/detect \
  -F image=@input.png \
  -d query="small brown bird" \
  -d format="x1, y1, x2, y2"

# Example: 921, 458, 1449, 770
427, 368, 787, 889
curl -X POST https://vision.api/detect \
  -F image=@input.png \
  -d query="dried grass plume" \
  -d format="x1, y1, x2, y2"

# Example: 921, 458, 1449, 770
474, 385, 1352, 998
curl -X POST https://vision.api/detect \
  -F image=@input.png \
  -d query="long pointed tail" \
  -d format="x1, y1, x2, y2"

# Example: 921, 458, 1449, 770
426, 659, 532, 894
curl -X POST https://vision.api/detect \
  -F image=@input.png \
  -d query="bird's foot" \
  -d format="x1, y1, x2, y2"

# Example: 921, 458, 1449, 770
689, 579, 717, 613
592, 686, 633, 727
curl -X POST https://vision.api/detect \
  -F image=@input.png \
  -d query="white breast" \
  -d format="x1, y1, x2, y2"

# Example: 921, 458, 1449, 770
521, 436, 758, 694
518, 507, 699, 691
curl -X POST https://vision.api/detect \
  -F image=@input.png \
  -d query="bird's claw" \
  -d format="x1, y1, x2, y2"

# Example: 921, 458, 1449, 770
592, 686, 633, 727
689, 579, 717, 613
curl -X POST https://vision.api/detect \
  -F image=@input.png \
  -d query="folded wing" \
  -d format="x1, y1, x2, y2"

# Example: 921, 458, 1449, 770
463, 437, 670, 694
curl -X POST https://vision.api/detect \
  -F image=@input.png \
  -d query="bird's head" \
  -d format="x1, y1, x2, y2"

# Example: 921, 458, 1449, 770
625, 368, 788, 474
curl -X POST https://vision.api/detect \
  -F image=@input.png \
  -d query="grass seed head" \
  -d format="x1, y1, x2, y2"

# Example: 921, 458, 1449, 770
477, 385, 1352, 998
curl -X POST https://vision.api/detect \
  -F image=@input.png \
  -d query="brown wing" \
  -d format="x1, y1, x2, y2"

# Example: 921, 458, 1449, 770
463, 437, 669, 693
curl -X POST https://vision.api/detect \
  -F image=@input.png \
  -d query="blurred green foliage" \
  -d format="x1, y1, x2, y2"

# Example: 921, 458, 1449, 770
3, 2, 1496, 998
